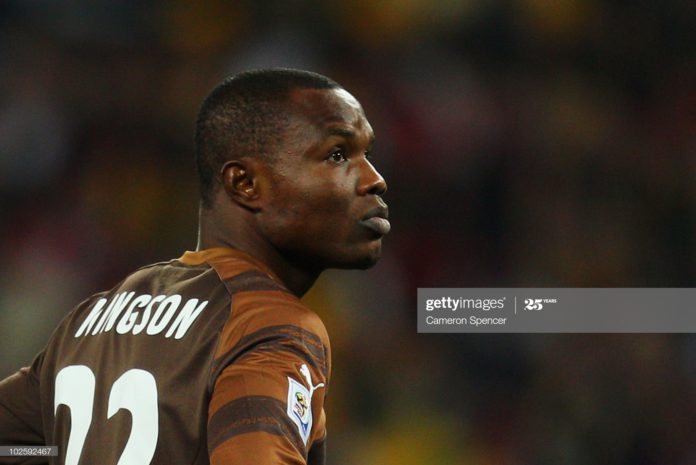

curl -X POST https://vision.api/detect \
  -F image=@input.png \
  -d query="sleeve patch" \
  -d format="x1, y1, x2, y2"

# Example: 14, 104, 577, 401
286, 364, 325, 446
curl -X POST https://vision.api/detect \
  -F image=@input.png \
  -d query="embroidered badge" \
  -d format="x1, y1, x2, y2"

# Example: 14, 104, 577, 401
286, 363, 325, 446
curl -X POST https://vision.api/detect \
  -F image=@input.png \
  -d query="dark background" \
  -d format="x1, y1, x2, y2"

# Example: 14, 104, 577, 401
1, 1, 695, 463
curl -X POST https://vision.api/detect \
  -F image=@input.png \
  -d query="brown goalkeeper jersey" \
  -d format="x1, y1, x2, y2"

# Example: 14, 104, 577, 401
0, 248, 331, 465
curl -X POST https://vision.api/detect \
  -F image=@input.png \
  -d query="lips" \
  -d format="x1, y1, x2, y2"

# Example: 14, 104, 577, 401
360, 206, 391, 236
361, 217, 391, 235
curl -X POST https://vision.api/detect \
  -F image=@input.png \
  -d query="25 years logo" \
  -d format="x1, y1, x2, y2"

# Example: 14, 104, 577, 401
524, 299, 543, 310
524, 298, 558, 310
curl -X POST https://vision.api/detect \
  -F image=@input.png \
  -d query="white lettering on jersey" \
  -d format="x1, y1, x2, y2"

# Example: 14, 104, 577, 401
92, 291, 135, 335
133, 295, 164, 335
146, 294, 181, 335
75, 298, 108, 337
74, 293, 208, 339
116, 294, 152, 334
164, 298, 208, 340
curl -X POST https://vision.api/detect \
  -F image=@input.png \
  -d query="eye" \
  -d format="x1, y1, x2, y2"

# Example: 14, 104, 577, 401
327, 148, 347, 163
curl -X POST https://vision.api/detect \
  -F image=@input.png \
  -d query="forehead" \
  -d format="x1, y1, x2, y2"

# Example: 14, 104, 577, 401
287, 87, 372, 135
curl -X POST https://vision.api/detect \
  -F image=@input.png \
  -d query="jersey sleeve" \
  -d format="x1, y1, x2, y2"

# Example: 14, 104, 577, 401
0, 351, 45, 448
207, 290, 331, 465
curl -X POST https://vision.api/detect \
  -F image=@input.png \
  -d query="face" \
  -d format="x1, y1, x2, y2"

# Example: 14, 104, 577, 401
257, 87, 389, 271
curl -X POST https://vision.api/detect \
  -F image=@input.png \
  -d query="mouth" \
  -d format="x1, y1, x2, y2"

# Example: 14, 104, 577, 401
360, 205, 391, 236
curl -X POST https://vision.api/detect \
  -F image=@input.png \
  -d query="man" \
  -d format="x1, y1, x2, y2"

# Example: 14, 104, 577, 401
0, 69, 389, 464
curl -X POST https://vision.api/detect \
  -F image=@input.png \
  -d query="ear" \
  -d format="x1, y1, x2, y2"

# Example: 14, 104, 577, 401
220, 160, 263, 210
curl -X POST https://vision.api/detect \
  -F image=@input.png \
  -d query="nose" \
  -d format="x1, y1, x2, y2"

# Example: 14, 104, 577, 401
357, 159, 387, 196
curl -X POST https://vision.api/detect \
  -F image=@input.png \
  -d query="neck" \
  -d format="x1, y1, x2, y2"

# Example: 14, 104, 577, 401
196, 205, 321, 297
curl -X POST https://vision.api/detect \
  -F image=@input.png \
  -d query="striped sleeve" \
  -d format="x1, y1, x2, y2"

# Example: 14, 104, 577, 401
207, 287, 331, 465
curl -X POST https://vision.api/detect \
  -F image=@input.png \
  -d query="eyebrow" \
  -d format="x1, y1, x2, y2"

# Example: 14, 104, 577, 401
325, 127, 376, 144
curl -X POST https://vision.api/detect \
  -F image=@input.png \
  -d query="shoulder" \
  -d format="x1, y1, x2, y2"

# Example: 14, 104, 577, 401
215, 290, 330, 376
209, 290, 332, 397
184, 248, 329, 344
232, 290, 328, 343
211, 280, 331, 388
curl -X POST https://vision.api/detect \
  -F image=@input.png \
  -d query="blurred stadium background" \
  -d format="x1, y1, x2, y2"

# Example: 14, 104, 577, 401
1, 1, 695, 463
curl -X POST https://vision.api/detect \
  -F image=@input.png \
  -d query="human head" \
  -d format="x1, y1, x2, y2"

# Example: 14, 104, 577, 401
195, 68, 340, 209
195, 69, 389, 275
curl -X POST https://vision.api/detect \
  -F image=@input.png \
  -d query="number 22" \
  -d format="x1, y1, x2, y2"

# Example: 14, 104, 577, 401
54, 365, 158, 465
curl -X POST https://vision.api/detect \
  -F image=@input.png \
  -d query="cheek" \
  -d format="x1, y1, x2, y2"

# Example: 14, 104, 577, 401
264, 180, 354, 242
302, 188, 353, 235
293, 174, 352, 213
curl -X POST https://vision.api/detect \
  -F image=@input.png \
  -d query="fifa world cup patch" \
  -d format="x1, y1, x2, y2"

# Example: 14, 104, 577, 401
286, 363, 325, 446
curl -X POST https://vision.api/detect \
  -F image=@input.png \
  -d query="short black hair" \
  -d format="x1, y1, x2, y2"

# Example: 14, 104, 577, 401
195, 68, 340, 208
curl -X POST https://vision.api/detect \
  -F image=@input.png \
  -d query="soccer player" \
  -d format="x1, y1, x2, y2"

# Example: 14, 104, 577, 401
0, 69, 389, 464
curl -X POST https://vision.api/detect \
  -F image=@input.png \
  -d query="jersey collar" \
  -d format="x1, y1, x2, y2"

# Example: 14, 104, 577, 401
178, 247, 284, 287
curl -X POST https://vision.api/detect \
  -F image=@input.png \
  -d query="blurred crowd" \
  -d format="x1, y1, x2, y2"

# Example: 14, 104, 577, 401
1, 1, 695, 464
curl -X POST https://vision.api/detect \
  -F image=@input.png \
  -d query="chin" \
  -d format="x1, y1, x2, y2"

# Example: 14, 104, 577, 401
333, 244, 382, 270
